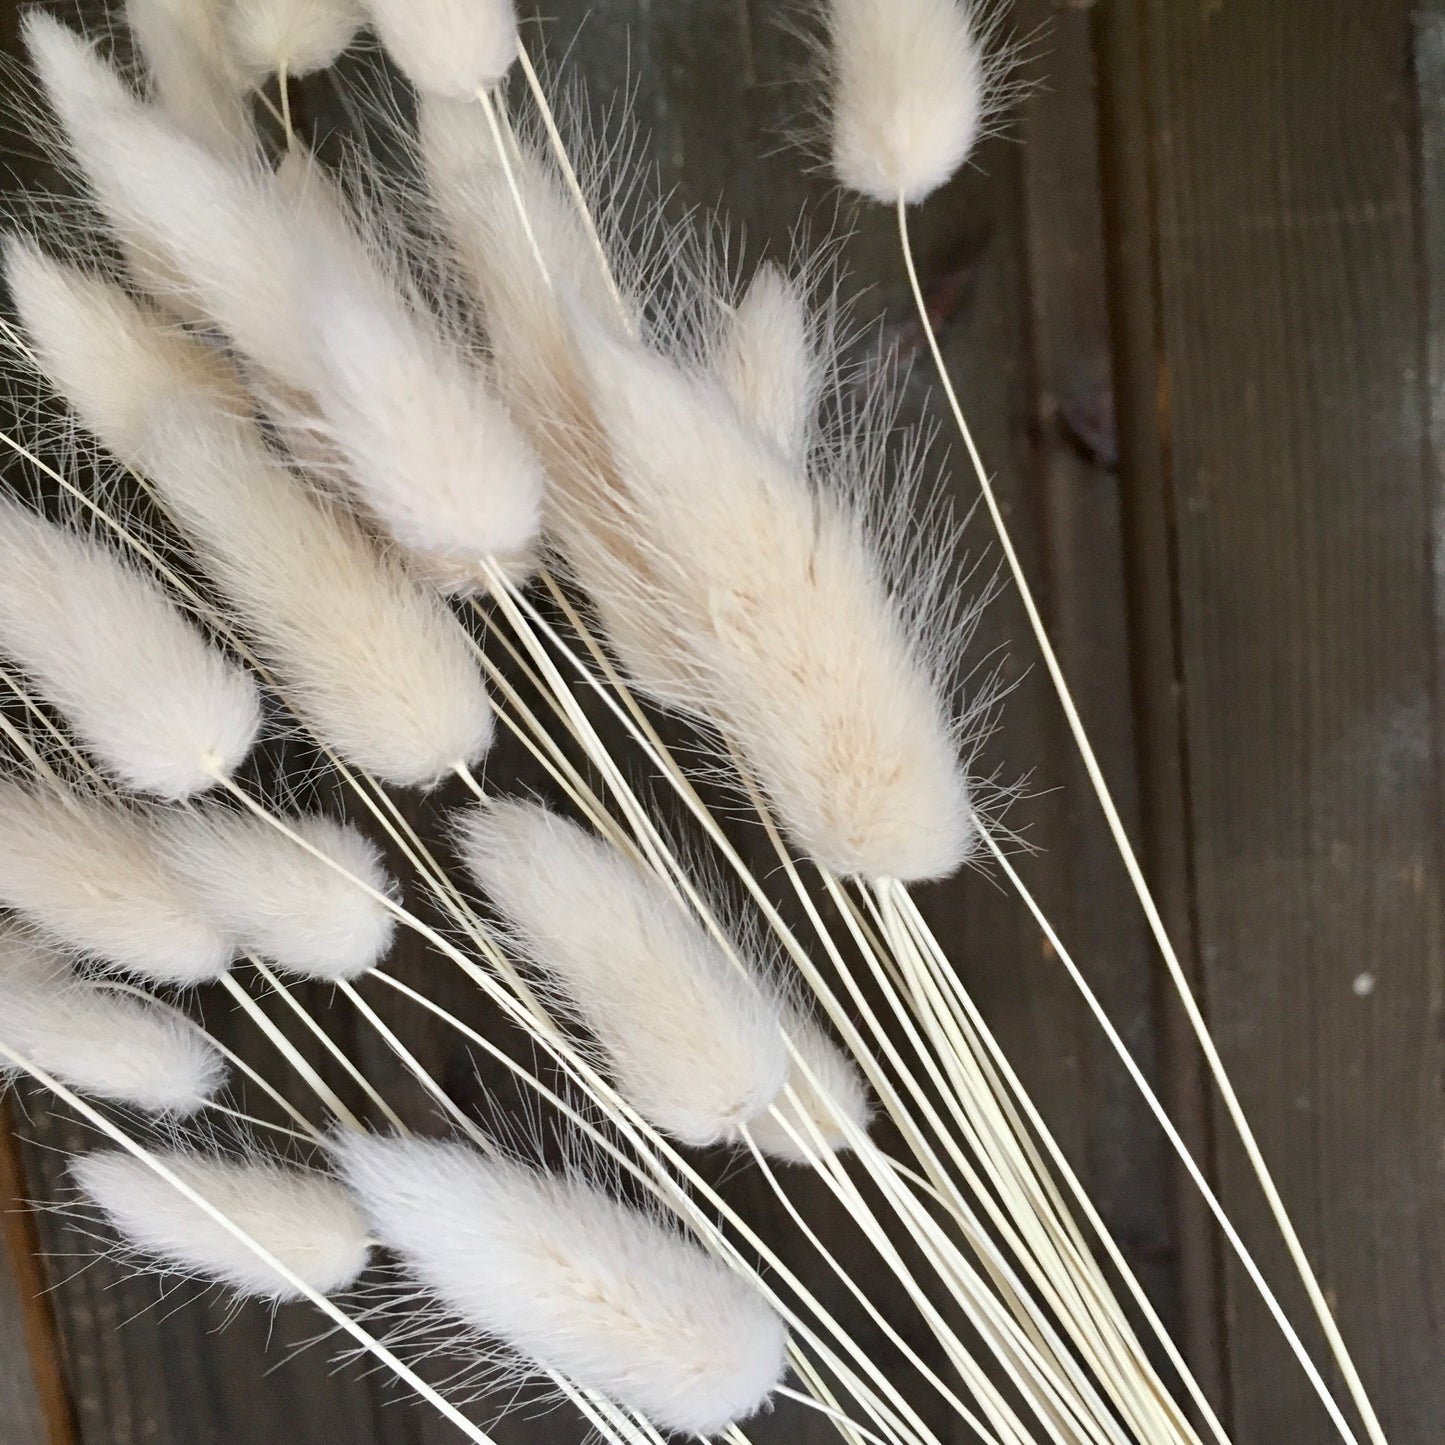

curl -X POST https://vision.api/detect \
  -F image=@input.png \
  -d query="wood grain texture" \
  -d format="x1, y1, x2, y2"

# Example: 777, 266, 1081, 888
0, 1108, 72, 1445
1099, 2, 1445, 1441
1, 0, 1441, 1441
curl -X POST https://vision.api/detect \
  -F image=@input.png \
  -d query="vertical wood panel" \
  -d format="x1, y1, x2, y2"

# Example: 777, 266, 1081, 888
1103, 2, 1445, 1440
0, 1111, 72, 1445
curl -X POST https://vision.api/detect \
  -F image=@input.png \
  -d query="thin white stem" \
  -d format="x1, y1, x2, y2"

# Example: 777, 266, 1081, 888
277, 59, 294, 147
976, 831, 1359, 1445
513, 37, 633, 330
895, 194, 1386, 1445
250, 961, 408, 1134
219, 972, 364, 1134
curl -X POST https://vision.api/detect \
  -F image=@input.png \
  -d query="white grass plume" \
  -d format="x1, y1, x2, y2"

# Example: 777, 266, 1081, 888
226, 0, 363, 80
824, 0, 1002, 203
2, 233, 248, 462
711, 261, 821, 465
123, 0, 253, 159
24, 22, 545, 589
455, 799, 788, 1146
159, 809, 397, 981
0, 932, 225, 1113
748, 1010, 872, 1162
337, 1134, 788, 1436
567, 319, 976, 882
141, 391, 495, 785
0, 782, 235, 985
360, 0, 518, 98
0, 485, 261, 799
73, 1148, 372, 1300
7, 247, 494, 788
25, 13, 306, 373
419, 96, 976, 880
288, 176, 544, 588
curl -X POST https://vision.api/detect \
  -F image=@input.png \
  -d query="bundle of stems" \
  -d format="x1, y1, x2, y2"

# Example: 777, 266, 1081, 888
0, 2, 1389, 1443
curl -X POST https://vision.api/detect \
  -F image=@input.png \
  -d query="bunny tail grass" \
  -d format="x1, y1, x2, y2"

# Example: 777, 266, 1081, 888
360, 0, 518, 98
24, 22, 545, 591
455, 798, 789, 1147
159, 809, 398, 981
0, 487, 261, 799
749, 1009, 872, 1163
336, 1134, 789, 1437
0, 783, 235, 985
7, 247, 494, 788
568, 319, 975, 882
0, 932, 225, 1113
72, 1148, 372, 1301
225, 0, 363, 80
711, 261, 821, 466
825, 0, 1000, 204
123, 0, 253, 159
418, 98, 975, 881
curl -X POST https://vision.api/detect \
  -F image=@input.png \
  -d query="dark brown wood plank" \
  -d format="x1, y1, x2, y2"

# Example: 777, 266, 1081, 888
0, 1107, 73, 1445
1102, 2, 1445, 1441
1092, 0, 1234, 1422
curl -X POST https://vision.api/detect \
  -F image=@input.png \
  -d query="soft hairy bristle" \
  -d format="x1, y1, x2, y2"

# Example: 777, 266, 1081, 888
712, 262, 820, 464
747, 1010, 873, 1162
73, 1149, 372, 1299
456, 800, 788, 1146
361, 0, 518, 98
0, 784, 235, 986
295, 228, 544, 587
337, 1135, 788, 1435
827, 0, 992, 203
123, 0, 254, 158
568, 320, 976, 882
226, 0, 363, 79
3, 233, 248, 460
9, 248, 494, 788
143, 391, 496, 785
0, 932, 225, 1113
0, 489, 261, 799
159, 809, 397, 980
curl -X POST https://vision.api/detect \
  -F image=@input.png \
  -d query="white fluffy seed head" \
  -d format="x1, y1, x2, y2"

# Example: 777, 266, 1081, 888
458, 802, 787, 1144
747, 1010, 872, 1162
0, 784, 235, 986
158, 809, 397, 981
712, 262, 820, 464
142, 393, 496, 786
73, 1149, 372, 1300
420, 86, 976, 880
568, 321, 975, 882
827, 0, 992, 203
0, 491, 260, 800
296, 247, 544, 588
123, 0, 254, 158
337, 1135, 787, 1435
27, 19, 311, 382
226, 0, 364, 79
25, 14, 219, 311
8, 248, 494, 788
361, 0, 518, 98
24, 27, 544, 591
0, 933, 225, 1113
3, 234, 248, 460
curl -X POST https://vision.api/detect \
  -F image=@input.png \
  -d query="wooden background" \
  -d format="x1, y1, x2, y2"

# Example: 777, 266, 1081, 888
1, 0, 1442, 1441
